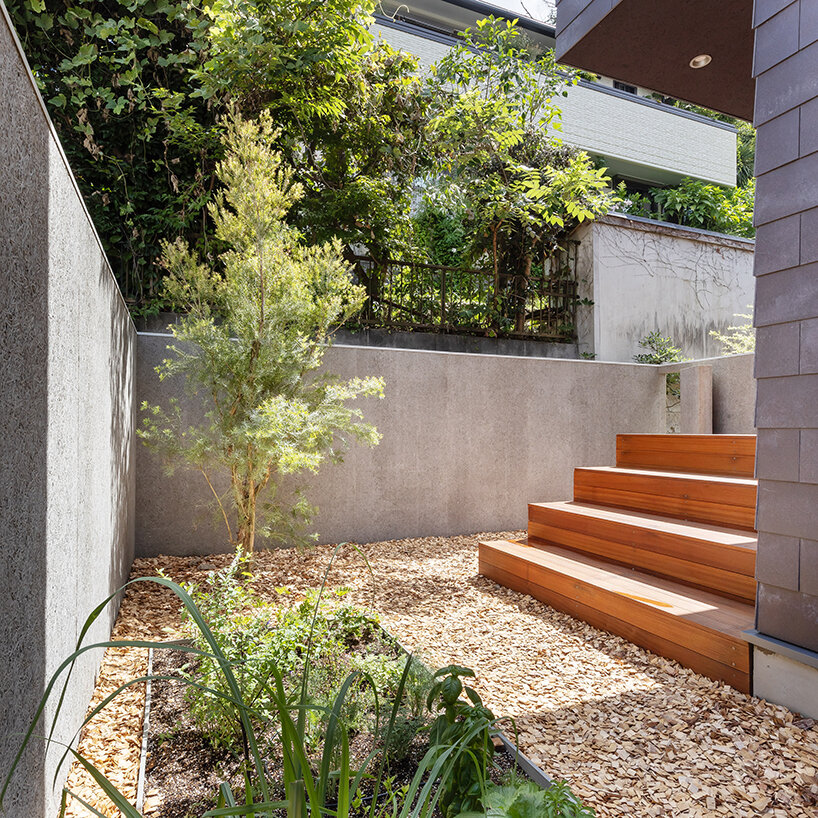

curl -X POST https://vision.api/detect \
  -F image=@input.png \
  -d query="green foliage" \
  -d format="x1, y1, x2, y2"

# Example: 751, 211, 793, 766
423, 18, 612, 330
634, 332, 684, 402
458, 780, 595, 818
618, 177, 754, 238
413, 196, 471, 268
191, 0, 428, 262
9, 0, 224, 305
633, 331, 683, 365
652, 178, 754, 238
2, 550, 480, 818
180, 557, 425, 759
735, 121, 756, 188
11, 0, 427, 308
137, 114, 384, 553
426, 666, 496, 817
710, 307, 755, 354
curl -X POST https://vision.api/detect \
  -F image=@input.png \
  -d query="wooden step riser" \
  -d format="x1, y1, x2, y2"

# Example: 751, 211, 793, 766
528, 519, 756, 603
528, 505, 756, 576
479, 547, 751, 693
573, 471, 757, 530
616, 434, 756, 477
480, 556, 750, 693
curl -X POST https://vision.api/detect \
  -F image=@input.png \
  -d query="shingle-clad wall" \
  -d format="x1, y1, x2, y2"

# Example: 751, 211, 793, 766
752, 0, 818, 653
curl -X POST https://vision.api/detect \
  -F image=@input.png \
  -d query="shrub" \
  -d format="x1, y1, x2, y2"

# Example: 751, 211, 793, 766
633, 331, 683, 365
137, 113, 384, 554
618, 177, 755, 238
710, 308, 755, 354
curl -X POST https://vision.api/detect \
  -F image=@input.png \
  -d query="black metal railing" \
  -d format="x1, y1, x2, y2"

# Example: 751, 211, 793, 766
350, 243, 578, 342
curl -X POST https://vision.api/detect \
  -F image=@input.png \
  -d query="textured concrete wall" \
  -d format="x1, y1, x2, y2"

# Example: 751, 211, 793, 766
709, 353, 756, 434
752, 0, 818, 655
136, 334, 666, 556
0, 5, 136, 816
574, 214, 756, 362
372, 21, 736, 186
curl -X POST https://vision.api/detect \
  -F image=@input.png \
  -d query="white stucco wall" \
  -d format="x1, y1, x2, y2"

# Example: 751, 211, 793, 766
574, 213, 755, 363
372, 23, 737, 187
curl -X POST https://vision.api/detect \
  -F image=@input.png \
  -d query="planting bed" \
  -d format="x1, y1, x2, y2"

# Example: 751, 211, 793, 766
142, 648, 538, 818
62, 532, 818, 818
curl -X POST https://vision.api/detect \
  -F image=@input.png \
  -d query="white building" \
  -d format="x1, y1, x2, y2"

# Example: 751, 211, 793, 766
374, 0, 737, 189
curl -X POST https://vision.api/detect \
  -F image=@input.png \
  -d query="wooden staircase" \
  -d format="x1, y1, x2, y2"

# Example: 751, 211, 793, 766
479, 435, 758, 692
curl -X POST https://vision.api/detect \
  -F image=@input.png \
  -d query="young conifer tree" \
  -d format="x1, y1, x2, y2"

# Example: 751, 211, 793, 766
139, 113, 384, 555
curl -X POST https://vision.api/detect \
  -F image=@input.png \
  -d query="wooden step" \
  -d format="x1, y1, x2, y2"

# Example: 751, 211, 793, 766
573, 467, 757, 530
479, 539, 754, 692
616, 434, 756, 477
528, 502, 757, 602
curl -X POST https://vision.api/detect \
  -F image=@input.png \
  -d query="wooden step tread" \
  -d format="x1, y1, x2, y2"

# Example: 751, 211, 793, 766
529, 502, 757, 550
484, 539, 753, 630
617, 434, 756, 477
479, 539, 754, 691
573, 467, 757, 530
527, 502, 757, 601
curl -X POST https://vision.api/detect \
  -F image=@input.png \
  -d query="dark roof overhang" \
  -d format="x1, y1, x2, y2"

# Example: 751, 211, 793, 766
555, 0, 755, 121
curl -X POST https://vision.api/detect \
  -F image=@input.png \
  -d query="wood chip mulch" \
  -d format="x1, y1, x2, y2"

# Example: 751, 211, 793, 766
59, 533, 818, 818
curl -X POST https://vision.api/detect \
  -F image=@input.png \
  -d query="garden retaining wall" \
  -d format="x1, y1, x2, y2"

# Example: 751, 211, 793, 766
573, 213, 756, 362
136, 336, 757, 556
0, 5, 137, 816
136, 335, 671, 555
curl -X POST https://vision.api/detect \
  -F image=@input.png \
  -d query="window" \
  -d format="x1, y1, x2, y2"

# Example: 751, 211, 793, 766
613, 80, 638, 95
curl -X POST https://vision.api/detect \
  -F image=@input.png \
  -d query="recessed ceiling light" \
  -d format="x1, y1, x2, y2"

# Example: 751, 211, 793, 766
689, 54, 712, 69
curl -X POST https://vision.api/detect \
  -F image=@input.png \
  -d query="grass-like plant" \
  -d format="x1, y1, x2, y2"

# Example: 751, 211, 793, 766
0, 549, 484, 818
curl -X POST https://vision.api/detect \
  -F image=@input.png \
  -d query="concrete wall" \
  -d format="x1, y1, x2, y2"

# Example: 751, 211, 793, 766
0, 4, 137, 816
574, 213, 756, 362
372, 20, 736, 186
136, 335, 667, 556
710, 353, 756, 434
751, 0, 818, 660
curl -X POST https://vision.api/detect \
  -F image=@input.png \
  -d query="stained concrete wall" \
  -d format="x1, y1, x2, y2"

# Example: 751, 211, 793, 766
0, 4, 137, 816
710, 353, 756, 434
574, 213, 756, 362
136, 335, 667, 555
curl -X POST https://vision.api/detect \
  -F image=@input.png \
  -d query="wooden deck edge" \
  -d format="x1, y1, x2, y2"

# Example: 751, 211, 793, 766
477, 540, 752, 693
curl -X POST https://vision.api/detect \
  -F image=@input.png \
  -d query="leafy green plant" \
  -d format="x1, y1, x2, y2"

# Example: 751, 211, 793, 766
426, 665, 497, 817
137, 113, 384, 554
633, 331, 683, 365
179, 554, 434, 776
710, 307, 755, 354
458, 780, 595, 818
634, 331, 685, 406
9, 0, 224, 306
425, 18, 612, 332
618, 177, 754, 239
0, 549, 482, 818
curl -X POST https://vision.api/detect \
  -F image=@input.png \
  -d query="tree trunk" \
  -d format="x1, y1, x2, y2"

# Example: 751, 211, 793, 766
235, 484, 256, 558
514, 255, 532, 334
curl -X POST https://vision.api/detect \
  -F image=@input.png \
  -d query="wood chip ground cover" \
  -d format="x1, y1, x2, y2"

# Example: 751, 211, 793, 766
60, 533, 818, 818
